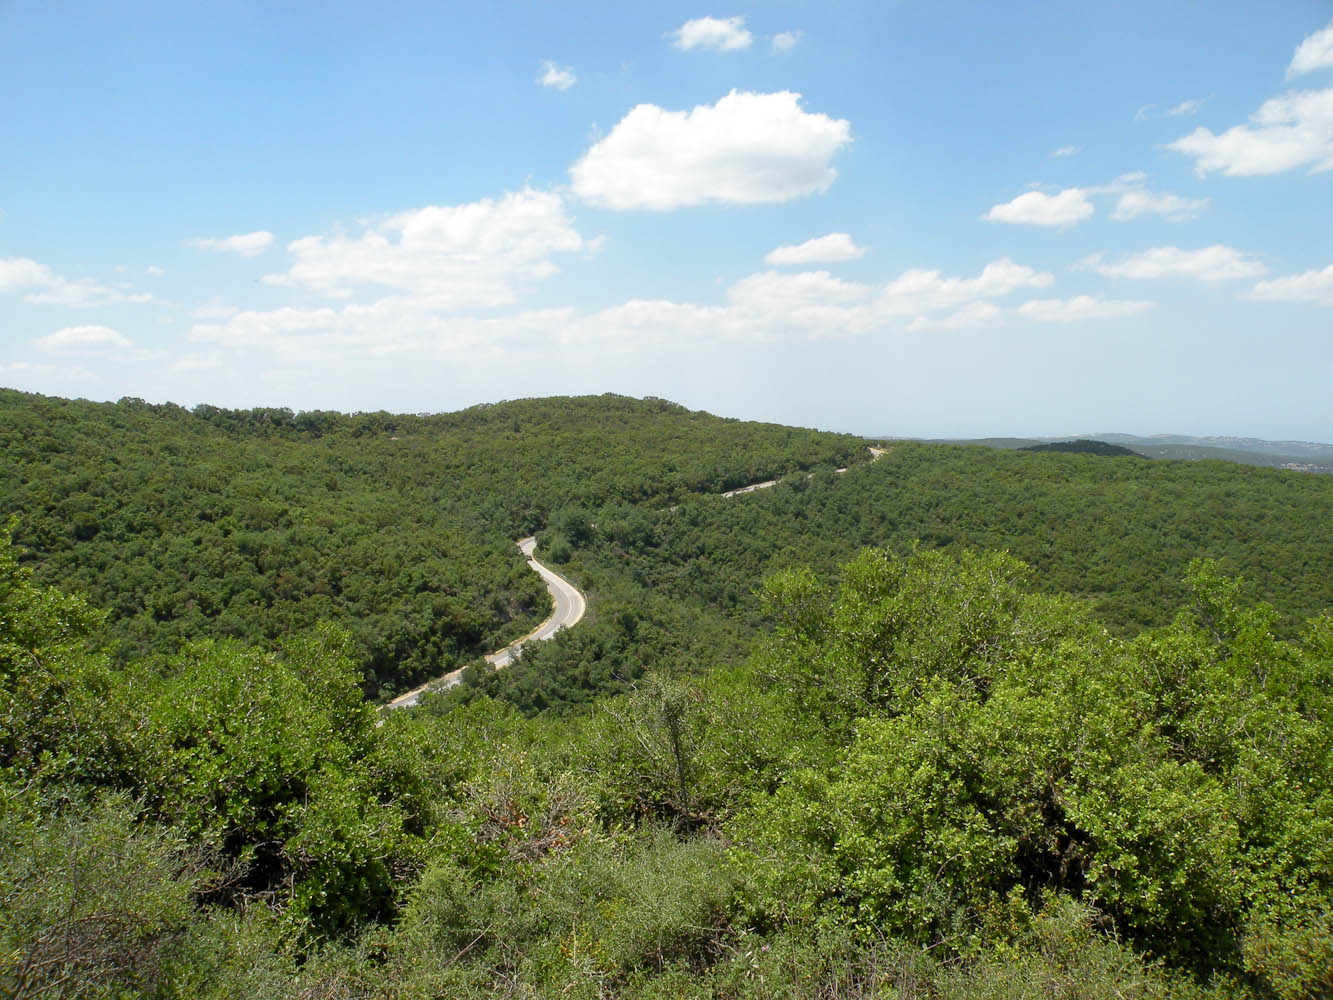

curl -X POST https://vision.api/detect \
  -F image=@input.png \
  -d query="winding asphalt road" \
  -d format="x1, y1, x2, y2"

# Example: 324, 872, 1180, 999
383, 537, 586, 710
382, 447, 886, 711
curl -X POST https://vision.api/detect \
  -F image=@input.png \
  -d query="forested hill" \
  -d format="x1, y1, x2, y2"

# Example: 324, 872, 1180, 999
0, 389, 865, 697
5, 389, 1333, 998
469, 437, 1333, 714
1018, 439, 1145, 458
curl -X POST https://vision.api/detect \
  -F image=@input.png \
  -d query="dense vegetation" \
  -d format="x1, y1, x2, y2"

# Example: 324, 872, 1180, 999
1018, 439, 1145, 458
3, 390, 1332, 998
0, 389, 863, 698
475, 440, 1333, 713
5, 526, 1332, 998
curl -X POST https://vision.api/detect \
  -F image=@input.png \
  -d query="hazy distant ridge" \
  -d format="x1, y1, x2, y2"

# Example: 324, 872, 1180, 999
1092, 433, 1333, 462
910, 432, 1333, 475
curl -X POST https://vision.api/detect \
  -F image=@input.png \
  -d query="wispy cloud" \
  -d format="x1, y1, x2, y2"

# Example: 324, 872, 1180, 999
0, 256, 148, 307
185, 231, 275, 256
0, 360, 96, 382
190, 257, 1055, 363
908, 301, 1003, 332
1079, 245, 1266, 281
1167, 98, 1205, 117
1017, 296, 1153, 323
537, 60, 576, 90
1109, 189, 1208, 222
1137, 99, 1206, 121
1250, 263, 1333, 304
771, 30, 802, 55
765, 233, 866, 266
192, 299, 239, 321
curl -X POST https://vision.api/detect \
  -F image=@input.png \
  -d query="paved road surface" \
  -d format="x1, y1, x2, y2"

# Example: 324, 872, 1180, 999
382, 447, 885, 711
383, 536, 586, 710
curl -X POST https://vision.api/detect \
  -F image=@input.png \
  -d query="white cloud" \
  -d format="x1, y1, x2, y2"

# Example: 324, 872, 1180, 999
35, 325, 133, 352
193, 305, 358, 353
146, 265, 165, 277
191, 297, 592, 362
771, 30, 802, 54
192, 299, 239, 320
32, 324, 163, 361
262, 188, 585, 307
908, 301, 1003, 332
765, 233, 866, 266
185, 230, 275, 256
878, 258, 1053, 317
537, 60, 576, 90
1288, 20, 1333, 78
191, 256, 1054, 361
0, 256, 135, 306
1051, 145, 1079, 157
27, 281, 122, 306
1066, 172, 1206, 222
722, 270, 876, 339
1017, 296, 1153, 323
1110, 189, 1208, 221
1168, 88, 1333, 175
0, 257, 53, 293
1249, 263, 1333, 304
1137, 100, 1205, 120
170, 352, 226, 373
984, 188, 1094, 227
671, 16, 752, 51
0, 361, 96, 382
1082, 245, 1266, 281
1096, 171, 1147, 191
1167, 98, 1204, 116
728, 269, 870, 306
570, 90, 852, 210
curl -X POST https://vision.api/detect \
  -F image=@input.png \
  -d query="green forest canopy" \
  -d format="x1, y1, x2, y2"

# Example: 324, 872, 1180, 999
0, 389, 864, 697
2, 389, 1332, 998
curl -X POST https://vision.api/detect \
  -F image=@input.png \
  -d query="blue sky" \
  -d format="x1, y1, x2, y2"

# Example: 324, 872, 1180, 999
2, 1, 1331, 438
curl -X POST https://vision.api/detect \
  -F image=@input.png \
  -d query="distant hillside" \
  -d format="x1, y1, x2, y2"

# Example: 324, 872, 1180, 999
479, 436, 1333, 716
1096, 432, 1333, 463
924, 432, 1333, 475
1019, 439, 1145, 458
0, 389, 863, 697
1124, 443, 1333, 474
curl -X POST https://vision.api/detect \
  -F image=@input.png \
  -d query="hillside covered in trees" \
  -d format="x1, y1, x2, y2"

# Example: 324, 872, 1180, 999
477, 437, 1333, 713
0, 389, 864, 698
3, 390, 1332, 999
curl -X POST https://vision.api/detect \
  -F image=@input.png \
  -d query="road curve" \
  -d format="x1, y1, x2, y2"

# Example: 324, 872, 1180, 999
382, 447, 885, 711
383, 536, 586, 711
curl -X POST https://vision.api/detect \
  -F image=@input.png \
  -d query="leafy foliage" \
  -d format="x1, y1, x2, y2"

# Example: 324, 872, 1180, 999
4, 391, 1333, 997
732, 548, 1333, 984
0, 389, 862, 696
